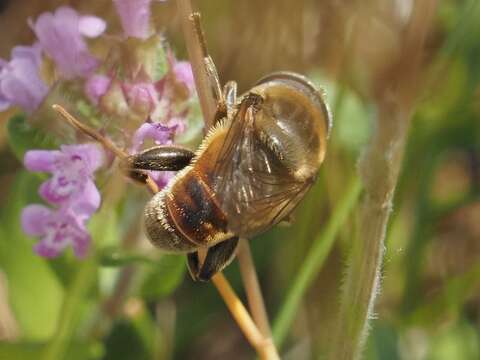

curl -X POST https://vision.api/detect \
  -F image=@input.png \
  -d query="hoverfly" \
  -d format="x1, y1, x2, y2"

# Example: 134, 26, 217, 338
117, 68, 332, 281
54, 17, 332, 282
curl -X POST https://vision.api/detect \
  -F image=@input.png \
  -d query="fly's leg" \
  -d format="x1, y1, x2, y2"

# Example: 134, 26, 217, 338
190, 13, 238, 126
204, 57, 235, 126
187, 236, 239, 281
204, 56, 223, 102
121, 145, 195, 184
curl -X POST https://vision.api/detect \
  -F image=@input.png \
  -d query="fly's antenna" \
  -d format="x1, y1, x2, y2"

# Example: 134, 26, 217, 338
52, 104, 127, 159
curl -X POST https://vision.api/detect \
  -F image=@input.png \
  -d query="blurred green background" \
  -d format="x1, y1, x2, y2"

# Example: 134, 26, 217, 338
1, 0, 479, 359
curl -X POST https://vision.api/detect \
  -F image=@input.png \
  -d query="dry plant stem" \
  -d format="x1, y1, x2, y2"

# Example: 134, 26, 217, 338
237, 238, 273, 338
330, 1, 437, 359
175, 1, 279, 357
176, 0, 216, 128
212, 274, 279, 360
52, 105, 126, 159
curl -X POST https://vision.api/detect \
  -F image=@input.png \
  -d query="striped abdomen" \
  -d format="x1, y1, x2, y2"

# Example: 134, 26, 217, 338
143, 167, 233, 252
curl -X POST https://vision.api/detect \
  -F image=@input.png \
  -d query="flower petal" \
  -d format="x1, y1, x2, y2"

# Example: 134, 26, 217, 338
149, 170, 175, 190
21, 204, 51, 236
73, 179, 101, 216
24, 150, 61, 172
0, 44, 48, 113
113, 0, 152, 39
173, 61, 195, 92
34, 241, 64, 258
71, 230, 91, 258
166, 116, 187, 134
85, 74, 112, 104
30, 207, 92, 259
123, 82, 158, 115
31, 6, 101, 78
60, 143, 105, 173
78, 15, 106, 38
38, 178, 71, 204
80, 143, 105, 173
11, 43, 43, 68
131, 122, 174, 152
0, 97, 10, 111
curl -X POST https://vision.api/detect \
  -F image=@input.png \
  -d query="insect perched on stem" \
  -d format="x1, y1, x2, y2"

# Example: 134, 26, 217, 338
53, 17, 331, 282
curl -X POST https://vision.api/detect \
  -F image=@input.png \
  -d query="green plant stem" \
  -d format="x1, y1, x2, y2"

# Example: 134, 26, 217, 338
42, 257, 97, 360
330, 2, 437, 358
272, 177, 362, 347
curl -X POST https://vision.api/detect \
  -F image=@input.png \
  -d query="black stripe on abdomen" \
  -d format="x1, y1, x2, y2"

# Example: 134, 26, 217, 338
166, 172, 228, 245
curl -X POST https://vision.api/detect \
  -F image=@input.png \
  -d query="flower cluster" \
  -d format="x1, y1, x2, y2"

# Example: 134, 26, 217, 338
0, 7, 106, 112
22, 144, 104, 257
1, 0, 200, 258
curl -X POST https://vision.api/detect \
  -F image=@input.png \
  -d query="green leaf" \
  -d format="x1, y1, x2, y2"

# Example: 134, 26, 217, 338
0, 171, 64, 341
103, 321, 151, 360
309, 72, 372, 153
42, 257, 97, 360
7, 114, 58, 163
88, 206, 119, 248
0, 342, 103, 360
0, 342, 43, 360
175, 98, 204, 148
154, 43, 168, 82
99, 247, 157, 267
429, 320, 480, 360
140, 254, 187, 300
273, 177, 362, 347
365, 324, 400, 360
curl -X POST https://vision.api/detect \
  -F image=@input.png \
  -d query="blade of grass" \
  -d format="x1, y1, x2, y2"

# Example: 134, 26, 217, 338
273, 177, 362, 347
42, 257, 97, 360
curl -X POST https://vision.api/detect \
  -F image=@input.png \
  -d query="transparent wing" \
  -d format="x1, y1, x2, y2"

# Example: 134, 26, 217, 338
212, 97, 310, 238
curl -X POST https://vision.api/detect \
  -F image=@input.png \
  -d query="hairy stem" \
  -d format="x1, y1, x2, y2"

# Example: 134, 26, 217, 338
330, 1, 437, 358
273, 177, 362, 347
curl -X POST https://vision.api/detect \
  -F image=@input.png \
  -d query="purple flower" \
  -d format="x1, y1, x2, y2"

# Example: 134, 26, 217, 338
130, 120, 180, 189
173, 61, 195, 93
22, 204, 91, 258
30, 6, 106, 79
85, 74, 112, 105
165, 116, 187, 134
122, 82, 158, 115
0, 43, 48, 113
24, 143, 104, 215
113, 0, 165, 39
131, 122, 175, 152
150, 171, 175, 189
